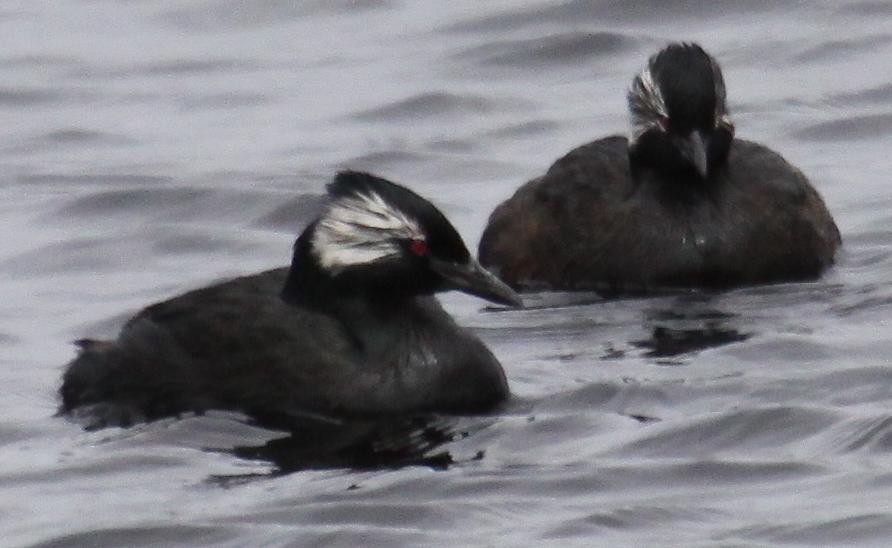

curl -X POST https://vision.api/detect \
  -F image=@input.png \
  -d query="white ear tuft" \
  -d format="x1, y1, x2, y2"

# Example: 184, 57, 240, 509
312, 189, 424, 272
628, 66, 668, 144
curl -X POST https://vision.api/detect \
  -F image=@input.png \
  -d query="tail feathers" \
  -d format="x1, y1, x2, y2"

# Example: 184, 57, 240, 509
59, 340, 124, 413
59, 327, 210, 428
73, 338, 114, 351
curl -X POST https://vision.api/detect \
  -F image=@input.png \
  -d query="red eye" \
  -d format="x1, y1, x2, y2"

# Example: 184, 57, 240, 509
409, 238, 428, 256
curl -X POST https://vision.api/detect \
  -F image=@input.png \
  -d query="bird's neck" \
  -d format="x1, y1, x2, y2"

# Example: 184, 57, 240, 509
283, 235, 444, 363
280, 228, 505, 414
281, 224, 417, 314
281, 225, 333, 307
628, 144, 704, 186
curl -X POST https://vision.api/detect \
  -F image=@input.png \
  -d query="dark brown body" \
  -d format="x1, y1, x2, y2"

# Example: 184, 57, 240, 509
60, 268, 509, 428
479, 136, 840, 292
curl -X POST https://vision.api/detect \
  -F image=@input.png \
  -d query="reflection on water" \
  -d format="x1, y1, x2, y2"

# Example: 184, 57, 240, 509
634, 303, 751, 360
515, 291, 752, 363
631, 324, 750, 360
212, 415, 472, 480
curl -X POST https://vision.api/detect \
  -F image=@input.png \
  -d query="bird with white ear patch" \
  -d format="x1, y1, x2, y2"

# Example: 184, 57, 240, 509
60, 171, 521, 430
479, 42, 840, 292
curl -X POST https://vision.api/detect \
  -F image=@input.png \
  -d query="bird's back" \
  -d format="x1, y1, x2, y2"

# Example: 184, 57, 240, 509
479, 136, 840, 291
60, 268, 507, 428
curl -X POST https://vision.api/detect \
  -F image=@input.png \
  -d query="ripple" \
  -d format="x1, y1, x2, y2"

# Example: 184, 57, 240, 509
837, 0, 892, 16
832, 83, 892, 105
0, 422, 32, 448
252, 193, 325, 233
134, 59, 258, 77
350, 92, 497, 121
446, 0, 777, 31
158, 0, 391, 31
178, 92, 271, 110
242, 500, 451, 529
11, 129, 136, 153
792, 112, 892, 141
831, 287, 892, 319
544, 504, 722, 538
151, 233, 247, 255
594, 460, 822, 492
343, 149, 429, 170
537, 382, 671, 420
613, 407, 838, 457
795, 34, 892, 63
54, 188, 213, 218
484, 120, 560, 139
1, 236, 139, 274
731, 513, 892, 546
456, 31, 636, 69
69, 59, 267, 81
836, 415, 892, 453
32, 525, 238, 548
424, 138, 477, 153
339, 149, 522, 183
0, 87, 64, 106
45, 129, 133, 145
0, 54, 79, 68
17, 173, 174, 186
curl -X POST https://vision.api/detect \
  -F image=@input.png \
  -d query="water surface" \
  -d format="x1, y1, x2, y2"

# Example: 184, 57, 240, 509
2, 1, 892, 546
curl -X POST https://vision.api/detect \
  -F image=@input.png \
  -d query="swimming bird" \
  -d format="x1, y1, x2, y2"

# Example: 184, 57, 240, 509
60, 171, 520, 429
479, 43, 840, 292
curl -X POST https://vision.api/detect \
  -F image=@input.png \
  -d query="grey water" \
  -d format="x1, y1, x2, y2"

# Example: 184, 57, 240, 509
2, 1, 892, 546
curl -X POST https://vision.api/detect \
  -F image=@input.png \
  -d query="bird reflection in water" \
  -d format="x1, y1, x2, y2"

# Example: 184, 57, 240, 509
631, 301, 750, 362
208, 414, 486, 481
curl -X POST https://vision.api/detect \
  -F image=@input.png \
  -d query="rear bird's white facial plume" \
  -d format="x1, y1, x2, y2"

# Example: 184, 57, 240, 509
709, 58, 733, 131
628, 43, 734, 145
628, 65, 668, 144
312, 188, 425, 272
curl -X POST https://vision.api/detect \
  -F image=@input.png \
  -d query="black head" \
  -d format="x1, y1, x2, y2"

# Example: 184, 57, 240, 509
627, 43, 735, 181
286, 171, 520, 307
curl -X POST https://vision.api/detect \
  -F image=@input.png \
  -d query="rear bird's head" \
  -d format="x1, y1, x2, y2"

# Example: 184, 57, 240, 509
627, 43, 735, 181
298, 171, 520, 307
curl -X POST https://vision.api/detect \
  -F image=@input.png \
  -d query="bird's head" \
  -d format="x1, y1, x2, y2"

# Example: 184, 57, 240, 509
292, 171, 521, 307
627, 43, 735, 181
